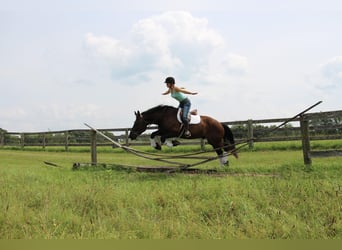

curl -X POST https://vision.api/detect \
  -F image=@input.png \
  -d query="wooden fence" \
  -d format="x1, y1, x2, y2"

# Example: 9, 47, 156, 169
1, 110, 341, 165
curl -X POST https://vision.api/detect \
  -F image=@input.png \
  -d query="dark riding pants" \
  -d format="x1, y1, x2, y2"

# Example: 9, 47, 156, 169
179, 98, 191, 128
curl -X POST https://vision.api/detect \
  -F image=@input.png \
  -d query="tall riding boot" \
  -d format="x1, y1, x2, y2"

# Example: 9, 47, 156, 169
184, 121, 191, 137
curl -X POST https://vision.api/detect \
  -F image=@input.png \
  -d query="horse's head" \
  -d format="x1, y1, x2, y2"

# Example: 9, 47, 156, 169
129, 111, 148, 140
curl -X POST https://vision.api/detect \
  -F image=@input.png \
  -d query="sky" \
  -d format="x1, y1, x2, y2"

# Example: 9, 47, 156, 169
1, 0, 342, 132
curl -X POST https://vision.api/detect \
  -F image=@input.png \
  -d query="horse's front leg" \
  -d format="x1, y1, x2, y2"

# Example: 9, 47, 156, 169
160, 133, 181, 148
157, 135, 174, 148
150, 130, 162, 150
164, 138, 181, 147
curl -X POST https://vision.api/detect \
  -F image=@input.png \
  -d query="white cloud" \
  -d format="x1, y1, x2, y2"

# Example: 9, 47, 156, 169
0, 103, 103, 132
85, 33, 132, 63
81, 11, 250, 125
307, 56, 342, 90
320, 56, 342, 88
85, 11, 248, 84
214, 53, 249, 76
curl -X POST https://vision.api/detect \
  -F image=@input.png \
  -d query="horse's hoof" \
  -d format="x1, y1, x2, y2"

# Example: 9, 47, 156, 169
154, 144, 162, 150
222, 161, 229, 167
172, 140, 181, 146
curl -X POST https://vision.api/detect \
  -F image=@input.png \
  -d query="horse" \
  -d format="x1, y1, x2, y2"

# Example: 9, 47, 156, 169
128, 105, 238, 166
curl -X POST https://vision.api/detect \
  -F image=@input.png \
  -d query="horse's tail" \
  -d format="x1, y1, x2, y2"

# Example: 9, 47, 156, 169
221, 123, 238, 159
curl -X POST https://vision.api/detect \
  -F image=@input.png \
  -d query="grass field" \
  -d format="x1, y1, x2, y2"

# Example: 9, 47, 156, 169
0, 141, 341, 239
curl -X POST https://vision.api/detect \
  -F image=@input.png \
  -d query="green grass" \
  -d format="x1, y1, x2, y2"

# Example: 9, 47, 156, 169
0, 142, 341, 239
2, 139, 342, 153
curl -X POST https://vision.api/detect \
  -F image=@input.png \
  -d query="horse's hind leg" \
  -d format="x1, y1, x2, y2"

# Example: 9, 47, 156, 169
216, 148, 229, 166
222, 124, 238, 159
209, 138, 229, 166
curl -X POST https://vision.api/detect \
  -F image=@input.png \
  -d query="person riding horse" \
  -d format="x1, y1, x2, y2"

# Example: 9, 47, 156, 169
162, 76, 198, 137
129, 105, 238, 166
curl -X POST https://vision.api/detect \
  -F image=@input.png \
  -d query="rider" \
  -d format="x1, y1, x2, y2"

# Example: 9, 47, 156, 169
162, 76, 198, 137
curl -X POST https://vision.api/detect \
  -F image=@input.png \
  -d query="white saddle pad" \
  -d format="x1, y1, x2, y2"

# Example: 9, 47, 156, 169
177, 109, 201, 124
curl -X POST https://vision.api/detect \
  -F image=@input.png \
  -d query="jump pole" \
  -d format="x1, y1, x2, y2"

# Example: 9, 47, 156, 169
268, 101, 322, 134
84, 123, 192, 168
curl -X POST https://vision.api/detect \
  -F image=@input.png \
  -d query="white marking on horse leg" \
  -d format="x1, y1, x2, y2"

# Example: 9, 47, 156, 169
165, 139, 174, 147
219, 152, 229, 166
155, 136, 161, 146
150, 138, 157, 148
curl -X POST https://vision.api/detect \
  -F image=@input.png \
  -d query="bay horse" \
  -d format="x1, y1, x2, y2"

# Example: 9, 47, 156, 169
129, 105, 238, 166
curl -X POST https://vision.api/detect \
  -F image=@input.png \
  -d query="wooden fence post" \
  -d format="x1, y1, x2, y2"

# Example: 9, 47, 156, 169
247, 119, 254, 150
300, 116, 312, 167
42, 133, 46, 150
0, 131, 4, 147
125, 129, 129, 146
20, 133, 25, 149
90, 129, 97, 165
65, 131, 69, 152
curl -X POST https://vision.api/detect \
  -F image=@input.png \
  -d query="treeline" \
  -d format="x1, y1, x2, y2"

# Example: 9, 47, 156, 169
0, 130, 118, 146
232, 116, 342, 139
309, 116, 342, 135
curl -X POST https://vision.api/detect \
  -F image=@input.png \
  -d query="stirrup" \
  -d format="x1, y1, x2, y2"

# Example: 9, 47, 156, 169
184, 130, 191, 138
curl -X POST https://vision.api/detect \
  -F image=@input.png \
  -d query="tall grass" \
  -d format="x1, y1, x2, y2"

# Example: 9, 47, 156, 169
0, 145, 341, 239
2, 139, 342, 153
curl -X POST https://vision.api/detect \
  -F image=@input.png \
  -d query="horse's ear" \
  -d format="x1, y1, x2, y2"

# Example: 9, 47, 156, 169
134, 111, 141, 118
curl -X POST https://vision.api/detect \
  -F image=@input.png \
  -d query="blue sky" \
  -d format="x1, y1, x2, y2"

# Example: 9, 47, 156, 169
1, 0, 342, 131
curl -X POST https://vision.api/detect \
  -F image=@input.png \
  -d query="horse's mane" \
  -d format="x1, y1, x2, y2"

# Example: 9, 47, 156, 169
142, 105, 176, 115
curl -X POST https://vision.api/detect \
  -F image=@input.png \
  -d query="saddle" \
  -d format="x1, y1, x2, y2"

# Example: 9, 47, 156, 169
177, 108, 201, 124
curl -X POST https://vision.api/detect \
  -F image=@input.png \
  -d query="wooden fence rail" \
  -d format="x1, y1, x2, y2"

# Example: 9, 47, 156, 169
1, 110, 341, 165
